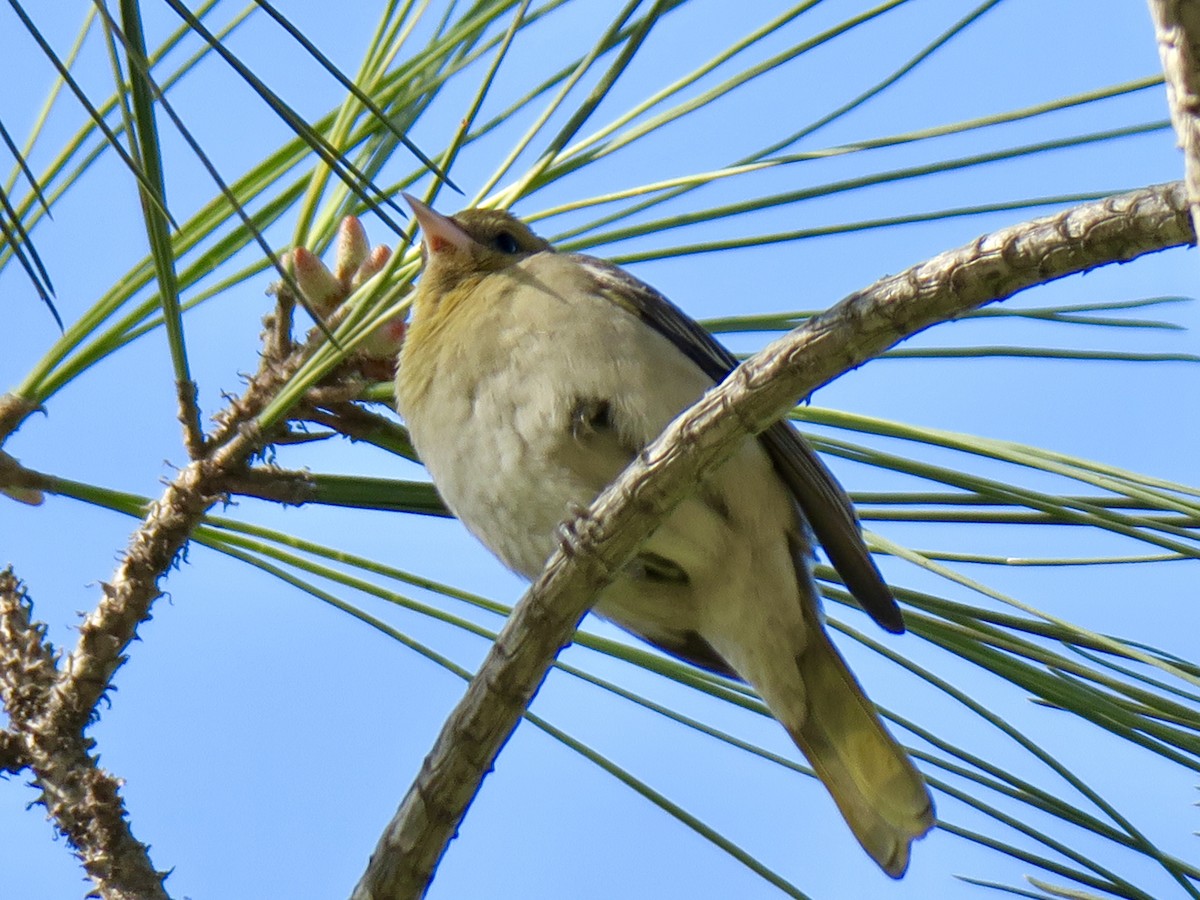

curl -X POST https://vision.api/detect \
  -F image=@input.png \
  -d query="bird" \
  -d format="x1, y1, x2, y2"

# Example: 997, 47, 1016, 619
394, 194, 935, 877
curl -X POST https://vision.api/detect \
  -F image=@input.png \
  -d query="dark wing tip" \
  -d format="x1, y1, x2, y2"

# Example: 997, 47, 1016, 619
761, 423, 907, 634
845, 571, 905, 634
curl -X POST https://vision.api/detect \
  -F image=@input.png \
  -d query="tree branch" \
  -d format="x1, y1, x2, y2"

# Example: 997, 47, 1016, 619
0, 449, 48, 505
349, 182, 1194, 900
214, 466, 320, 506
39, 357, 307, 737
0, 330, 337, 895
1148, 1, 1200, 234
0, 567, 168, 899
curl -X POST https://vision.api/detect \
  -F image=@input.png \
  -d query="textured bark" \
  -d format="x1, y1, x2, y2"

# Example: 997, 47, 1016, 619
38, 341, 329, 740
215, 466, 320, 506
0, 568, 169, 899
1148, 1, 1200, 235
349, 182, 1194, 900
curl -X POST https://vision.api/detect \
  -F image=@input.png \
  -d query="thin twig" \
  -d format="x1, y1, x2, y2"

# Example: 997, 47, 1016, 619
303, 400, 418, 459
0, 448, 49, 505
215, 466, 319, 506
349, 182, 1194, 900
177, 378, 206, 458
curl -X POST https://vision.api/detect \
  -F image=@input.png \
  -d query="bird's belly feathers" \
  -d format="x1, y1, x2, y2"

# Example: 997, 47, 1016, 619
400, 276, 705, 573
397, 255, 807, 664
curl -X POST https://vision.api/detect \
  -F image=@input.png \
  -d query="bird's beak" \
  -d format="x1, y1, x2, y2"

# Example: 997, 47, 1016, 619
402, 193, 474, 256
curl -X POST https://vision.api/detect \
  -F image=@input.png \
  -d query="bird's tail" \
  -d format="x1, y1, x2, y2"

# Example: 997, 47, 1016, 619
784, 629, 935, 878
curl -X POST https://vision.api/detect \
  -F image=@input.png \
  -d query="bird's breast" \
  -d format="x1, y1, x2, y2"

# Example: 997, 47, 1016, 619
397, 255, 713, 577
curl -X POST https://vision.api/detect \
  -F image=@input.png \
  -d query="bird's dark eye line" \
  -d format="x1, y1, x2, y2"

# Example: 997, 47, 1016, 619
492, 230, 521, 254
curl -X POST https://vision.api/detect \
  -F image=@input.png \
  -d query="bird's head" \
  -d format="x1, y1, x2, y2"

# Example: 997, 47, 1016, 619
403, 194, 552, 306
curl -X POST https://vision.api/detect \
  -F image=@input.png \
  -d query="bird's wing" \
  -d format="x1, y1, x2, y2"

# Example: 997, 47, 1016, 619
571, 252, 903, 634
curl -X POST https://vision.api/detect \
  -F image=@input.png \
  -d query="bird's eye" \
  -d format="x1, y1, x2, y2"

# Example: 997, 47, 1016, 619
491, 231, 521, 254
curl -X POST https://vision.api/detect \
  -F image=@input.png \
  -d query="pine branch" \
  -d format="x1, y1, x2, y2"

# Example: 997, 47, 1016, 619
0, 567, 168, 899
0, 327, 344, 895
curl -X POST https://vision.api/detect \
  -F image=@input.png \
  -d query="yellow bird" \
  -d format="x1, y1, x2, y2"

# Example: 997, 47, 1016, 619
395, 195, 934, 877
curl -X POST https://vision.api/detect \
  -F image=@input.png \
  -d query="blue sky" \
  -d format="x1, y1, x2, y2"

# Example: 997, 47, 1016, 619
1, 2, 1197, 898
